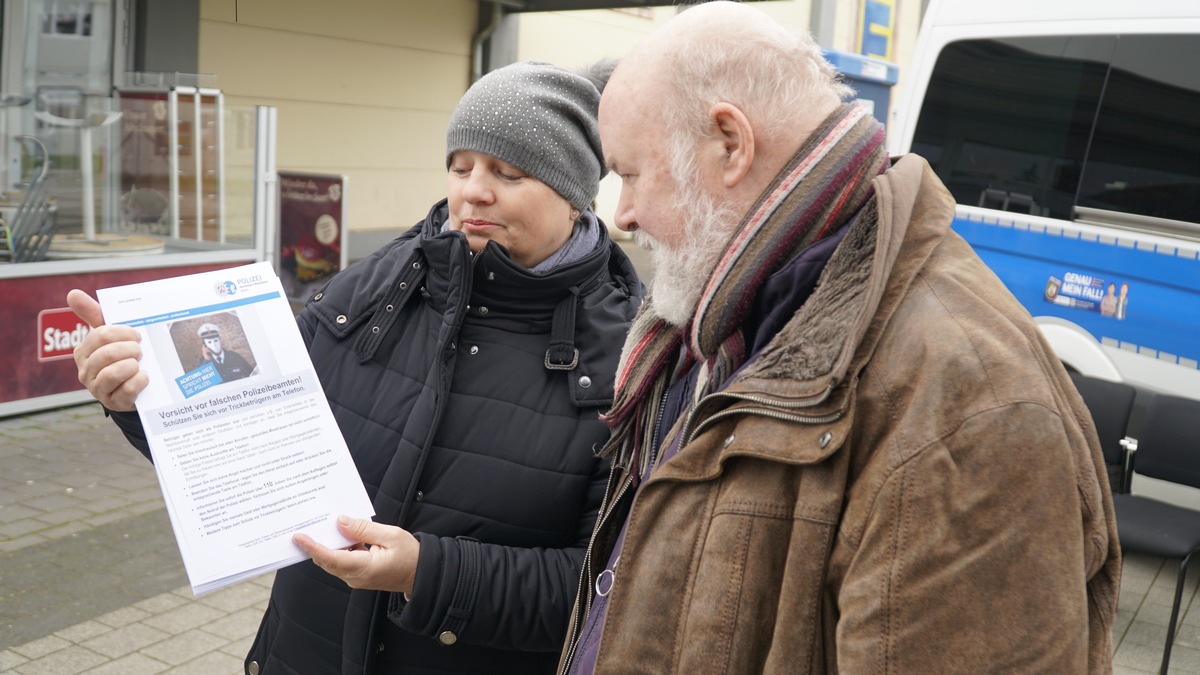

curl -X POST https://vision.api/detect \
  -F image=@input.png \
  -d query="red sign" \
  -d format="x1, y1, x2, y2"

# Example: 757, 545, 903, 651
0, 263, 247, 414
37, 308, 90, 362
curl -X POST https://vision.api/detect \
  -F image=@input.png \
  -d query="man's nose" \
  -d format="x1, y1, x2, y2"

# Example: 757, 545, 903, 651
614, 189, 637, 232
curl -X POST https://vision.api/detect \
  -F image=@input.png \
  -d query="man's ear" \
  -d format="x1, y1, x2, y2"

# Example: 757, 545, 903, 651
710, 102, 754, 188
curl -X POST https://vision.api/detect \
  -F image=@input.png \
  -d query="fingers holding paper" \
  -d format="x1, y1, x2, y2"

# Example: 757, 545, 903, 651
67, 289, 148, 412
295, 515, 420, 594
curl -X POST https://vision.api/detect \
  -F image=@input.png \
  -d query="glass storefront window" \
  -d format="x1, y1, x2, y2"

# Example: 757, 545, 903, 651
3, 94, 265, 261
1, 2, 267, 263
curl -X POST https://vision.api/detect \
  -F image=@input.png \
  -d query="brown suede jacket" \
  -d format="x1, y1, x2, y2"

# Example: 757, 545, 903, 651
561, 155, 1120, 674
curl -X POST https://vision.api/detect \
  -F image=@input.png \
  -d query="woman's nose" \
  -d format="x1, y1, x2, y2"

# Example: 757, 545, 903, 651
461, 169, 494, 204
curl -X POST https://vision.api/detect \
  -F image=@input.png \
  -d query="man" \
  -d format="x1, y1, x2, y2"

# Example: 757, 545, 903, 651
197, 323, 253, 382
1100, 283, 1118, 318
559, 3, 1119, 673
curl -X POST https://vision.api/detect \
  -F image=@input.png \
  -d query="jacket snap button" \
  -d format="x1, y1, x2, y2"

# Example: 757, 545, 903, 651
487, 272, 495, 280
449, 342, 456, 351
469, 345, 479, 355
371, 326, 380, 334
415, 490, 424, 501
479, 306, 489, 315
399, 282, 407, 290
819, 431, 833, 448
578, 376, 592, 388
413, 262, 422, 269
723, 434, 735, 448
386, 304, 394, 312
312, 292, 323, 301
336, 314, 347, 324
377, 642, 386, 653
439, 630, 457, 645
248, 661, 260, 675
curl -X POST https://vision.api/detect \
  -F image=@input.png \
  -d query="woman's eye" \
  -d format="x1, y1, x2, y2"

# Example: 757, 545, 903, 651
450, 167, 470, 176
497, 170, 522, 181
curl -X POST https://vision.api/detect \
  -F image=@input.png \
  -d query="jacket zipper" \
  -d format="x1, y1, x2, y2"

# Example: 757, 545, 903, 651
646, 384, 671, 472
560, 467, 632, 675
560, 378, 670, 674
561, 381, 841, 672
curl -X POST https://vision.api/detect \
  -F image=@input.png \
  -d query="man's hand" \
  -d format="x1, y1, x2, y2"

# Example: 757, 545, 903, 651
67, 289, 147, 412
294, 516, 421, 594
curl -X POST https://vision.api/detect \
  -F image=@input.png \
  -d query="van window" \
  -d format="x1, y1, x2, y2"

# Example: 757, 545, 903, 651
1076, 35, 1200, 224
912, 34, 1200, 226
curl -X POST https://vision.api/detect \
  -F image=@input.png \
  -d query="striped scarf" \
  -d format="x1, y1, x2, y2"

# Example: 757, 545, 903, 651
599, 103, 887, 475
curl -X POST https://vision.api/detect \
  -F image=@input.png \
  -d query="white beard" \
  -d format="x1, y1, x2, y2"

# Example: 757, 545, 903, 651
639, 181, 740, 327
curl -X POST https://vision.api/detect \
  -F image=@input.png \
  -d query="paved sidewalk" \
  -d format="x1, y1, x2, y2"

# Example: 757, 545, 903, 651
1, 399, 1200, 673
0, 577, 271, 675
0, 405, 270, 674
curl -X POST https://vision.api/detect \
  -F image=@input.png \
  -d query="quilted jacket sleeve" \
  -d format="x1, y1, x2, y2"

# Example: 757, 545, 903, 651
388, 452, 609, 652
107, 408, 152, 461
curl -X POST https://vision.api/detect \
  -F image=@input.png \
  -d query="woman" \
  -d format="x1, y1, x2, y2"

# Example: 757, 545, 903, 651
68, 61, 643, 674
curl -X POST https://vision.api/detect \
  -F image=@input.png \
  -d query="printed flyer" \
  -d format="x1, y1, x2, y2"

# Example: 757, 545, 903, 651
96, 262, 374, 594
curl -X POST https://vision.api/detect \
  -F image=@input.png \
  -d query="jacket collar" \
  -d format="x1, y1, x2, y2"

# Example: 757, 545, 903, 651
419, 199, 613, 320
307, 198, 631, 338
728, 154, 953, 400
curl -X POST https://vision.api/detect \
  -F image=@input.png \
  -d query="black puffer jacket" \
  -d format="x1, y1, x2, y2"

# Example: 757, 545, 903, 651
246, 201, 643, 674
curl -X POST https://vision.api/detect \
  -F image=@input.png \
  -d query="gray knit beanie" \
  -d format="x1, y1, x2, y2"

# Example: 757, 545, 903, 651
446, 61, 606, 211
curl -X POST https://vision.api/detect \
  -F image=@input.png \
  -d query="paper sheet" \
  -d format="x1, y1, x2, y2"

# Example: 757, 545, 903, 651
97, 261, 374, 595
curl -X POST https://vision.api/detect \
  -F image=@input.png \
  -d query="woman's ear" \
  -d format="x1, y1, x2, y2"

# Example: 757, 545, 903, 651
709, 102, 755, 188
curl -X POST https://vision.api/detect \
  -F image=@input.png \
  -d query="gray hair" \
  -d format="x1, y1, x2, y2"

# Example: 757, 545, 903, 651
576, 58, 621, 94
660, 3, 852, 151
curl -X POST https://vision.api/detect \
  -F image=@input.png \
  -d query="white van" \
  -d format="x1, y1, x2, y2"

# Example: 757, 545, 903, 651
889, 0, 1200, 402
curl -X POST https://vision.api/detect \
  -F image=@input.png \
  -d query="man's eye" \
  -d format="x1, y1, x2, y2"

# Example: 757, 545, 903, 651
450, 167, 470, 176
498, 170, 523, 181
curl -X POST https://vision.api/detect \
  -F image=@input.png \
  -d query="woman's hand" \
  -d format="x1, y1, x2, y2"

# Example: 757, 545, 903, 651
67, 289, 148, 412
294, 516, 421, 594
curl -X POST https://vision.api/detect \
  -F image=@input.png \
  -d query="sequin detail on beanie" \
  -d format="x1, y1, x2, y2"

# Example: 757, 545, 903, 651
446, 61, 606, 211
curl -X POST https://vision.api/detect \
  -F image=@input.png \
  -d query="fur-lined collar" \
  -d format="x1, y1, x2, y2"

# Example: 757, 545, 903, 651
731, 155, 951, 399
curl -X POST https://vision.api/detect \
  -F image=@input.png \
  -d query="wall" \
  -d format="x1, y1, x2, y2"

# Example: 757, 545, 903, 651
198, 0, 477, 248
190, 1, 922, 249
514, 7, 672, 67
